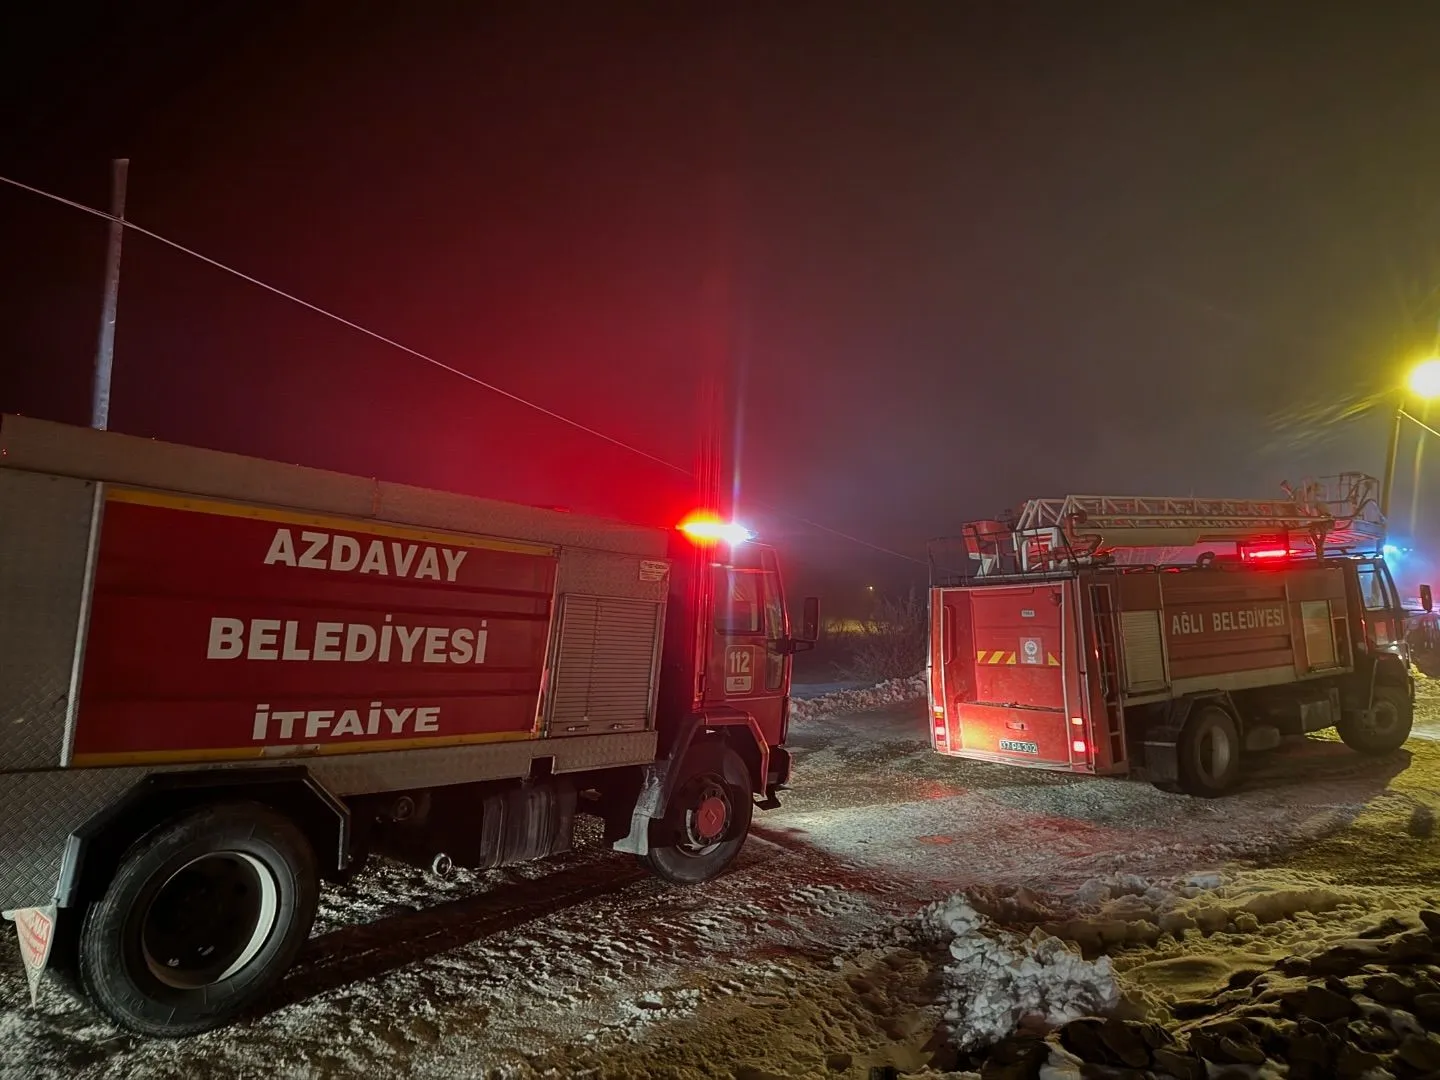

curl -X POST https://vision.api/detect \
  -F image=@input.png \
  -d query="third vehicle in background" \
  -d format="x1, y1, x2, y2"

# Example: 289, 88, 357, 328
926, 474, 1424, 796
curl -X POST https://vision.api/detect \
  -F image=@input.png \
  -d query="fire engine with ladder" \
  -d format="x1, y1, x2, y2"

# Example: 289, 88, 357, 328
926, 473, 1427, 797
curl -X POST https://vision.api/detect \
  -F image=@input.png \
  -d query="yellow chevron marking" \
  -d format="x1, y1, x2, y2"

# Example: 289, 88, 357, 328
989, 650, 1007, 664
1004, 652, 1016, 664
1047, 653, 1060, 666
977, 650, 987, 663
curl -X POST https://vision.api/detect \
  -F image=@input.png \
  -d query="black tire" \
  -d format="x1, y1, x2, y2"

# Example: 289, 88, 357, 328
1177, 704, 1241, 798
78, 802, 318, 1037
640, 741, 754, 885
1337, 683, 1413, 755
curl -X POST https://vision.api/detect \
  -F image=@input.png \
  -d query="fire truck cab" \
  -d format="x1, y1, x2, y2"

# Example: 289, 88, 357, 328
927, 475, 1420, 797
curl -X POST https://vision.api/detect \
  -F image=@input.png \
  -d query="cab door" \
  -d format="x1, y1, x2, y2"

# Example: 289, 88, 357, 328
1356, 558, 1407, 659
704, 551, 788, 745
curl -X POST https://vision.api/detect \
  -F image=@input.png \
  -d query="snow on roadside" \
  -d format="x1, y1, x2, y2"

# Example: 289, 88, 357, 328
922, 895, 1119, 1050
790, 674, 926, 722
914, 868, 1440, 1055
1049, 869, 1392, 953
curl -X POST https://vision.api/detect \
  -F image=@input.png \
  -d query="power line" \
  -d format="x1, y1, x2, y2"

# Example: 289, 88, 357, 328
774, 512, 925, 565
0, 174, 686, 476
0, 172, 927, 567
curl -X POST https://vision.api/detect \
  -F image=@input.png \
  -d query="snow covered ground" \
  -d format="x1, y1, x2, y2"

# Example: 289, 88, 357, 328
788, 679, 869, 701
2, 674, 1439, 1079
788, 674, 926, 721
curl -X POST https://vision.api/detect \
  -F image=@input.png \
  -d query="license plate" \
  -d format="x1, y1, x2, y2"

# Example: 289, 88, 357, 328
998, 739, 1039, 755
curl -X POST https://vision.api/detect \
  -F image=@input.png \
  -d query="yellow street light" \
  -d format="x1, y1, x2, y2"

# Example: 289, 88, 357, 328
1383, 359, 1440, 518
1408, 359, 1440, 401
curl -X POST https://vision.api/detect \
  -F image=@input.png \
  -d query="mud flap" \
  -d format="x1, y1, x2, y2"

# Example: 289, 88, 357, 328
1140, 727, 1182, 784
611, 761, 668, 857
3, 905, 57, 1005
1140, 697, 1217, 784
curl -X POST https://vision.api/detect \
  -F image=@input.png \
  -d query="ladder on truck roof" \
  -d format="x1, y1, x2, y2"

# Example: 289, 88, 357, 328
931, 473, 1387, 581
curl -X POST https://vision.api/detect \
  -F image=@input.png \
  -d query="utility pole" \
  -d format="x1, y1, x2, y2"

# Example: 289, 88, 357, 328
1382, 402, 1403, 521
91, 158, 129, 431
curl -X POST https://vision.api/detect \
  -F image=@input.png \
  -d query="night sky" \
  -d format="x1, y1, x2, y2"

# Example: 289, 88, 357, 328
5, 3, 1440, 609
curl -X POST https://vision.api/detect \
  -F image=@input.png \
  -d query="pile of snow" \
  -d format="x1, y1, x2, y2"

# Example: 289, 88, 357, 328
922, 872, 1397, 1044
790, 675, 926, 721
923, 895, 1120, 1051
1047, 870, 1365, 950
933, 872, 1380, 990
918, 872, 1440, 1069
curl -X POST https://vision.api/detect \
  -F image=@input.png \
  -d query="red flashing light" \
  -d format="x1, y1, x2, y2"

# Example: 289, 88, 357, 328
1244, 548, 1294, 560
679, 514, 752, 546
1243, 546, 1315, 562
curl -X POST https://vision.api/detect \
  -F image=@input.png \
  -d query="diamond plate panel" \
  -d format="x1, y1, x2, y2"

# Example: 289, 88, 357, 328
0, 471, 97, 770
0, 767, 145, 911
0, 415, 669, 560
548, 729, 659, 772
378, 482, 667, 558
308, 729, 658, 793
556, 547, 669, 603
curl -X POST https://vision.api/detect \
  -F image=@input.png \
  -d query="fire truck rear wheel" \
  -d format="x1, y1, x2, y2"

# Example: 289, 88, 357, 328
641, 742, 753, 885
1338, 683, 1413, 755
1177, 705, 1241, 798
78, 801, 319, 1037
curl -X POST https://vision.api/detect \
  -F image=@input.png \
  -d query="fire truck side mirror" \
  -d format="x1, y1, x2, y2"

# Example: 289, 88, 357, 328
1422, 584, 1433, 613
800, 596, 820, 642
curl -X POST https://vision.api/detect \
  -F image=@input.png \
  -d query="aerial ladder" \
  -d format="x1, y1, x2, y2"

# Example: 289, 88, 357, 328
935, 473, 1387, 581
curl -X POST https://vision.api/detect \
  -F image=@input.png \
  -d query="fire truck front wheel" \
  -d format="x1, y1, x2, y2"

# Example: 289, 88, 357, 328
77, 801, 319, 1037
1338, 684, 1413, 755
1177, 705, 1241, 798
641, 741, 754, 885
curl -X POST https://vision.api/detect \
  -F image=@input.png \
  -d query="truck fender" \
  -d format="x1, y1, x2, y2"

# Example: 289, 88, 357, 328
611, 708, 766, 857
56, 765, 351, 910
1362, 650, 1414, 723
1369, 650, 1411, 698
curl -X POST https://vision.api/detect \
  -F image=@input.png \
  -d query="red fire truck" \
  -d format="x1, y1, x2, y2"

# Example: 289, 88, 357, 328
0, 415, 817, 1036
927, 474, 1422, 798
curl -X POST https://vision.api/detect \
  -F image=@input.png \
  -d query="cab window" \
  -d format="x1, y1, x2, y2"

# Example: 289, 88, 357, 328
716, 570, 763, 634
